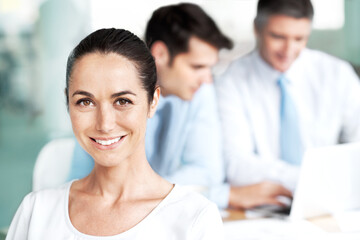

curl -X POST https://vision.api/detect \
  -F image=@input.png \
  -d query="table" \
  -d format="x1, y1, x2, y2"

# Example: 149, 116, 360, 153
223, 208, 340, 231
222, 209, 360, 240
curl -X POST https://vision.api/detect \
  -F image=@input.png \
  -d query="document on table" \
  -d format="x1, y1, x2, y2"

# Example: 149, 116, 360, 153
334, 210, 360, 232
224, 218, 325, 240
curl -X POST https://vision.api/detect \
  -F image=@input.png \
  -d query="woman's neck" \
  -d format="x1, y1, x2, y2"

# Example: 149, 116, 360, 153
81, 150, 160, 201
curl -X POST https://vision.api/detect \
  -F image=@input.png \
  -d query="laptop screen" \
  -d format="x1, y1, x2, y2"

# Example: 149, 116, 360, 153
290, 142, 360, 220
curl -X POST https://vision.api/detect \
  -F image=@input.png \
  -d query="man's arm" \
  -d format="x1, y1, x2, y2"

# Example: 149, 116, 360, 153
164, 84, 225, 187
339, 63, 360, 143
162, 84, 230, 208
229, 182, 292, 209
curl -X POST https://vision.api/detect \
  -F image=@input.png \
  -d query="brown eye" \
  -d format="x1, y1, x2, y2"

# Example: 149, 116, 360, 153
76, 98, 94, 107
82, 100, 92, 106
115, 98, 132, 106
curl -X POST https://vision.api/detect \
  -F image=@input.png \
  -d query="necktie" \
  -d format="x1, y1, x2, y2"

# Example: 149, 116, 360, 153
278, 75, 302, 165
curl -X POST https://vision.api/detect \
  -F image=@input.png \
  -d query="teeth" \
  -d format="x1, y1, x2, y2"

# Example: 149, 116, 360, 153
95, 137, 121, 146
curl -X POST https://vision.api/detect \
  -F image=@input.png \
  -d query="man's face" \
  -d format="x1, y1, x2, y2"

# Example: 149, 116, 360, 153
157, 37, 218, 100
256, 15, 312, 72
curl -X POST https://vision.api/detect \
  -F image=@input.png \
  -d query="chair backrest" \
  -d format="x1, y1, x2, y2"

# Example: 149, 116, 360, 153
32, 138, 75, 191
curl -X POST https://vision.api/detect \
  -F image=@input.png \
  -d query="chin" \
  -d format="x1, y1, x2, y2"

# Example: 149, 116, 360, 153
274, 63, 291, 73
93, 152, 123, 167
183, 95, 194, 101
178, 93, 193, 101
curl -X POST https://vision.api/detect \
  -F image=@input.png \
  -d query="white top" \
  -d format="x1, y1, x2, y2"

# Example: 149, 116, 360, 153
6, 182, 224, 240
215, 48, 360, 191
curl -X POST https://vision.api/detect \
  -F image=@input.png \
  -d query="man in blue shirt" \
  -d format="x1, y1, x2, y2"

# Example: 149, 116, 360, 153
69, 3, 291, 209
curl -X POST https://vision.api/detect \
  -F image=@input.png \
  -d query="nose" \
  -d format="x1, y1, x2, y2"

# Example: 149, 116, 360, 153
283, 39, 296, 57
200, 68, 213, 85
95, 105, 116, 133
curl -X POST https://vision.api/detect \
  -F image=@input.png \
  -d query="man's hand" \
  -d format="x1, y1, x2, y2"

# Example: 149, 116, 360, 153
229, 181, 292, 209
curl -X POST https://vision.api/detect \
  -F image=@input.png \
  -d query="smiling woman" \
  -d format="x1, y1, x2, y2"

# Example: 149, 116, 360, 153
6, 28, 224, 239
68, 52, 152, 168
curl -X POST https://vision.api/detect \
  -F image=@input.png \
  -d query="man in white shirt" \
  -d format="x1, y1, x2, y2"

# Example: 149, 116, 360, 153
216, 0, 360, 208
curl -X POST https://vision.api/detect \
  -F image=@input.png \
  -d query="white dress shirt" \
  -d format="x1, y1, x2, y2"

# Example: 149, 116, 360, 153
215, 48, 360, 191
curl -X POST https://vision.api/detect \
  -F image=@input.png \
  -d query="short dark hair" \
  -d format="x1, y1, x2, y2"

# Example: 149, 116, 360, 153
65, 28, 157, 106
145, 3, 233, 63
255, 0, 314, 30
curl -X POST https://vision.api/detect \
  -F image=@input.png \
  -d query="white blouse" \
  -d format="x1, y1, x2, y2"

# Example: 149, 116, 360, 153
6, 181, 224, 240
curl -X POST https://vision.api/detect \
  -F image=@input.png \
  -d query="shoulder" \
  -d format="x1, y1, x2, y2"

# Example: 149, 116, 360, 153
215, 51, 255, 92
165, 185, 224, 237
32, 181, 70, 199
165, 185, 220, 218
21, 182, 71, 214
297, 48, 359, 87
186, 84, 218, 118
12, 184, 67, 220
191, 84, 216, 105
24, 182, 71, 220
301, 48, 354, 72
7, 182, 72, 238
217, 51, 254, 79
142, 185, 223, 239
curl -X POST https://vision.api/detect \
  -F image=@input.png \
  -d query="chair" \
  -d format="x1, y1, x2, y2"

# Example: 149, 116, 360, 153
32, 138, 75, 191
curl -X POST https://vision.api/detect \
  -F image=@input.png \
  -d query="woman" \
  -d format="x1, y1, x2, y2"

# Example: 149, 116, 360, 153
6, 28, 223, 239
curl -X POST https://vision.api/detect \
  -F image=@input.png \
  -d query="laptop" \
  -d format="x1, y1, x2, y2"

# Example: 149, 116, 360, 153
247, 142, 360, 220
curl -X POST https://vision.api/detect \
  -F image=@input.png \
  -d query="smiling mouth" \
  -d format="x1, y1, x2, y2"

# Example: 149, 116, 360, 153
90, 136, 125, 146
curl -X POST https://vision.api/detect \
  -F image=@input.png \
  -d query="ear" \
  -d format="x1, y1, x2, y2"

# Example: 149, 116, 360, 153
253, 20, 260, 38
148, 86, 161, 118
150, 41, 170, 67
64, 88, 69, 111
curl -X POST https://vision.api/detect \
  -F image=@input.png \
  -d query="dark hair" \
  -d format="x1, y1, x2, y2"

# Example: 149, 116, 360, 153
65, 28, 157, 106
255, 0, 314, 30
145, 3, 233, 64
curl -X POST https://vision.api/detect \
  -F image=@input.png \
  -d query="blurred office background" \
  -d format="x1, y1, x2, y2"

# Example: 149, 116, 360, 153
0, 0, 359, 231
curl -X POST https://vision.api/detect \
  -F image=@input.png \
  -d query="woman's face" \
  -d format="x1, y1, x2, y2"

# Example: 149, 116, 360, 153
68, 52, 158, 167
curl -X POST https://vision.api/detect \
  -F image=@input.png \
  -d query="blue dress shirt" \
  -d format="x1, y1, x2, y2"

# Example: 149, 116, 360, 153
68, 84, 230, 208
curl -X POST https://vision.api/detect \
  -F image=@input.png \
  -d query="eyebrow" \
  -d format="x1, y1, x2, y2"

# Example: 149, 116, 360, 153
72, 90, 94, 98
72, 90, 136, 98
111, 91, 136, 98
269, 31, 284, 38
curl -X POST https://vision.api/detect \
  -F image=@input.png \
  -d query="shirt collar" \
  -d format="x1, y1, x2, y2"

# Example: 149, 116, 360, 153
156, 92, 180, 112
156, 94, 166, 111
285, 48, 306, 83
253, 50, 283, 84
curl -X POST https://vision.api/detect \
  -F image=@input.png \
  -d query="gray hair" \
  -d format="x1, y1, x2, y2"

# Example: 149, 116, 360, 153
254, 0, 314, 30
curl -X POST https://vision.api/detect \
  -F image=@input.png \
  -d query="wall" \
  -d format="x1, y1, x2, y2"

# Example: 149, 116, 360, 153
0, 0, 359, 229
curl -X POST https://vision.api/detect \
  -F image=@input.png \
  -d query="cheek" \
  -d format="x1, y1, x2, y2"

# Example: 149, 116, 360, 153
69, 108, 92, 134
182, 67, 196, 84
296, 41, 307, 54
268, 41, 283, 54
116, 107, 148, 133
172, 63, 191, 86
69, 107, 78, 128
261, 39, 275, 57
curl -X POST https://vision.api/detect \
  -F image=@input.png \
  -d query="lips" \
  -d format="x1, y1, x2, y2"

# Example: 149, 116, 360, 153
95, 137, 121, 146
90, 136, 125, 147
